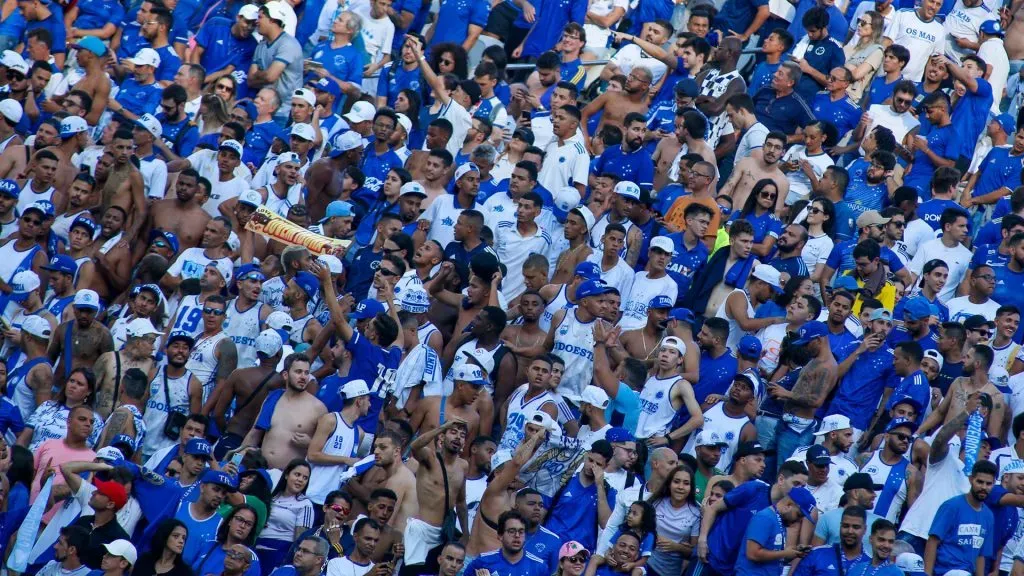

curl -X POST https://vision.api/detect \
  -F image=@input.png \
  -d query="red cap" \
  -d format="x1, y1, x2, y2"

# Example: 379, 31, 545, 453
93, 478, 128, 511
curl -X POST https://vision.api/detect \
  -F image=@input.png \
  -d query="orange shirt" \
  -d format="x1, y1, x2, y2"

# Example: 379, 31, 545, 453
663, 195, 721, 240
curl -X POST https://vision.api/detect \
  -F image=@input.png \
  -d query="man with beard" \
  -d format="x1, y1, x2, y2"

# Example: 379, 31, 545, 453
161, 217, 232, 293
811, 474, 882, 553
499, 292, 546, 384
846, 521, 902, 576
402, 419, 470, 572
855, 417, 920, 524
187, 295, 236, 412
772, 322, 838, 463
465, 435, 496, 533
581, 67, 652, 142
614, 295, 669, 362
165, 261, 230, 345
305, 132, 363, 223
175, 470, 235, 564
138, 169, 211, 255
821, 212, 912, 298
15, 148, 60, 214
788, 415, 858, 484
140, 330, 201, 460
411, 363, 485, 440
840, 152, 897, 239
253, 153, 303, 219
769, 223, 810, 280
224, 264, 272, 370
92, 207, 135, 298
793, 506, 869, 576
0, 179, 18, 241
271, 536, 330, 576
243, 354, 327, 469
47, 290, 113, 386
95, 130, 143, 223
924, 460, 996, 575
735, 486, 816, 575
441, 305, 513, 430
466, 511, 547, 576
0, 118, 59, 182
35, 526, 91, 576
92, 318, 159, 419
919, 344, 1004, 438
210, 330, 282, 459
591, 113, 654, 194
51, 175, 95, 246
720, 131, 790, 211
306, 379, 371, 505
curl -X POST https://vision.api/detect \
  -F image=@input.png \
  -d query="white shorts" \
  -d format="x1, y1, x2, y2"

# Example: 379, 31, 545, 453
403, 517, 443, 566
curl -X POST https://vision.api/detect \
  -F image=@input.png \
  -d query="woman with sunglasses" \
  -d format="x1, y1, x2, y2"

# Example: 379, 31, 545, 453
134, 519, 195, 576
193, 504, 262, 576
844, 11, 884, 103
255, 459, 315, 575
557, 542, 590, 576
800, 197, 836, 297
291, 490, 354, 561
17, 367, 103, 452
730, 178, 784, 259
210, 76, 238, 108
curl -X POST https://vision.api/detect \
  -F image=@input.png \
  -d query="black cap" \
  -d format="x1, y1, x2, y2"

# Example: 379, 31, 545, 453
964, 315, 994, 330
733, 441, 767, 459
513, 127, 535, 145
843, 472, 882, 492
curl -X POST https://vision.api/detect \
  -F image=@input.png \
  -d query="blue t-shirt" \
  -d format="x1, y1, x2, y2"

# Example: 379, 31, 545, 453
791, 545, 869, 576
243, 121, 285, 166
525, 526, 563, 574
748, 61, 781, 96
594, 145, 655, 191
192, 542, 261, 576
885, 369, 930, 421
376, 62, 422, 108
866, 75, 903, 106
195, 17, 258, 76
929, 495, 994, 575
846, 561, 903, 576
828, 341, 896, 429
175, 503, 223, 565
885, 326, 939, 352
154, 45, 182, 83
893, 294, 948, 324
429, 0, 490, 47
917, 198, 968, 230
788, 0, 848, 39
361, 145, 403, 195
734, 506, 787, 576
518, 0, 586, 57
116, 77, 163, 117
985, 485, 1019, 568
796, 39, 846, 101
753, 89, 815, 135
347, 331, 402, 434
605, 383, 641, 434
544, 474, 618, 549
770, 255, 810, 279
665, 231, 710, 298
950, 77, 994, 160
694, 349, 739, 404
311, 42, 365, 86
157, 115, 199, 158
811, 92, 861, 140
715, 0, 768, 41
464, 550, 549, 576
73, 0, 125, 31
25, 9, 66, 54
970, 244, 1009, 271
708, 480, 772, 576
973, 147, 1022, 200
902, 123, 956, 195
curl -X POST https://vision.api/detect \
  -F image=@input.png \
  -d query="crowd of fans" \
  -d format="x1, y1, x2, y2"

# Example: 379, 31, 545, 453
1, 0, 1024, 574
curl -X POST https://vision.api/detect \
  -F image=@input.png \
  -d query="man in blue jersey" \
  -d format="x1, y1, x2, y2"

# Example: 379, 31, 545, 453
941, 54, 994, 166
828, 308, 896, 441
924, 460, 996, 576
176, 469, 236, 564
881, 342, 929, 425
812, 67, 862, 143
847, 520, 903, 576
698, 458, 809, 576
311, 259, 403, 439
793, 8, 846, 101
269, 536, 329, 576
376, 35, 423, 109
964, 119, 1024, 210
902, 91, 956, 195
734, 485, 817, 576
190, 6, 259, 82
517, 488, 562, 572
544, 440, 617, 549
592, 113, 655, 192
465, 511, 548, 576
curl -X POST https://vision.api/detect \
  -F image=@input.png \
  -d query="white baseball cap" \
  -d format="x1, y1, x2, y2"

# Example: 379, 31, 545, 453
60, 116, 88, 138
292, 88, 316, 107
454, 162, 480, 182
290, 122, 315, 141
525, 410, 557, 431
400, 181, 427, 198
239, 189, 263, 208
660, 335, 686, 356
343, 101, 376, 124
206, 260, 233, 284
614, 181, 641, 200
262, 0, 290, 23
330, 130, 362, 153
266, 311, 294, 331
650, 236, 674, 254
1, 51, 27, 75
255, 329, 283, 357
814, 414, 852, 436
579, 385, 610, 410
102, 540, 138, 566
21, 315, 51, 339
341, 379, 371, 399
134, 113, 163, 138
751, 263, 783, 291
396, 113, 412, 134
95, 446, 124, 461
10, 270, 39, 299
1001, 458, 1024, 478
128, 48, 161, 68
125, 318, 161, 338
317, 254, 344, 275
219, 139, 244, 157
695, 430, 729, 447
276, 151, 301, 167
464, 348, 494, 374
572, 205, 596, 232
73, 289, 100, 310
0, 99, 22, 124
238, 3, 260, 19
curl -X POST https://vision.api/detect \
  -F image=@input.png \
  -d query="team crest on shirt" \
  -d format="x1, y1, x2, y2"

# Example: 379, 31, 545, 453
725, 431, 735, 440
442, 217, 454, 226
814, 46, 825, 56
655, 391, 665, 399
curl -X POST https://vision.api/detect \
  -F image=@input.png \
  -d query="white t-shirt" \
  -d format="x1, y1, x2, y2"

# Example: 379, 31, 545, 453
140, 156, 168, 199
202, 176, 249, 218
438, 99, 472, 159
978, 38, 1010, 114
167, 247, 233, 281
494, 222, 552, 301
538, 135, 590, 193
583, 0, 626, 48
946, 295, 1002, 322
862, 105, 920, 155
587, 252, 635, 298
801, 234, 834, 278
360, 15, 395, 95
610, 43, 668, 84
909, 237, 973, 302
899, 437, 968, 538
421, 194, 483, 248
903, 218, 936, 258
620, 272, 678, 330
735, 122, 769, 164
782, 146, 833, 204
882, 9, 944, 81
943, 0, 992, 60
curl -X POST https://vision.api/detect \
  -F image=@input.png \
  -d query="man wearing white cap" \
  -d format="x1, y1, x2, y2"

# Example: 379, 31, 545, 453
3, 269, 56, 350
49, 289, 115, 386
254, 152, 304, 218
130, 114, 169, 201
248, 2, 303, 124
415, 162, 483, 249
0, 199, 48, 322
392, 288, 444, 411
715, 262, 787, 350
252, 124, 316, 189
7, 313, 53, 420
619, 236, 679, 331
108, 49, 162, 121
97, 539, 137, 576
307, 379, 370, 504
576, 384, 612, 448
787, 414, 859, 485
210, 329, 282, 458
411, 362, 487, 437
188, 4, 260, 81
93, 317, 159, 418
0, 99, 22, 153
635, 335, 703, 444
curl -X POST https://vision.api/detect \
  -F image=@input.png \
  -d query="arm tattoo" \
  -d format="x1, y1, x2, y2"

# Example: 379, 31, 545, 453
931, 410, 969, 462
786, 360, 828, 409
101, 408, 130, 445
216, 340, 238, 381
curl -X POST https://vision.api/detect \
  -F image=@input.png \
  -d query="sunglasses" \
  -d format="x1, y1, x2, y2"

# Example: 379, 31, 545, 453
225, 551, 249, 560
759, 191, 777, 200
566, 556, 587, 564
889, 432, 912, 442
216, 84, 234, 92
890, 221, 906, 228
21, 216, 40, 226
808, 206, 824, 215
6, 71, 24, 81
858, 19, 870, 26
153, 239, 168, 248
972, 329, 992, 338
894, 96, 913, 106
379, 268, 398, 277
328, 504, 351, 513
202, 307, 226, 316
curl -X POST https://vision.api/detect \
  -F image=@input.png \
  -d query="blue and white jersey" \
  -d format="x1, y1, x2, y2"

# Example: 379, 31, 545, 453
25, 401, 104, 452
169, 295, 206, 341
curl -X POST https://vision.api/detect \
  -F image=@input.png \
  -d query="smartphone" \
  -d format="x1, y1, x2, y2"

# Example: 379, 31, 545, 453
304, 59, 324, 68
230, 452, 244, 467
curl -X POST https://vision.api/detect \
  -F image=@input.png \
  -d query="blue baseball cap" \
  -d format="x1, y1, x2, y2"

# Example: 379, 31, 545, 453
574, 261, 601, 281
669, 308, 695, 324
235, 101, 258, 122
885, 417, 918, 434
167, 330, 196, 348
648, 295, 673, 310
70, 215, 98, 236
23, 200, 53, 219
319, 200, 354, 223
110, 434, 137, 451
0, 179, 17, 198
791, 321, 829, 346
902, 296, 933, 321
787, 486, 817, 521
309, 76, 342, 97
69, 35, 107, 56
351, 298, 385, 320
200, 469, 238, 491
980, 19, 1005, 37
806, 444, 831, 466
236, 263, 265, 282
185, 438, 212, 459
292, 271, 319, 302
42, 254, 77, 275
832, 275, 860, 292
149, 229, 180, 253
891, 394, 922, 412
995, 113, 1017, 136
738, 335, 763, 359
606, 427, 634, 443
576, 279, 614, 300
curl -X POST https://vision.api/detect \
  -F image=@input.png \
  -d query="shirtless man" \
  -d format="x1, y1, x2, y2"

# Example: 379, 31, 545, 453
1005, 0, 1024, 68
404, 419, 469, 570
47, 289, 114, 386
92, 318, 159, 419
499, 291, 547, 384
426, 260, 501, 352
211, 330, 283, 459
702, 223, 757, 319
63, 39, 110, 125
304, 132, 362, 223
918, 344, 1006, 438
93, 208, 137, 298
719, 131, 790, 211
96, 366, 148, 449
101, 131, 146, 233
242, 353, 326, 469
615, 298, 668, 363
49, 118, 92, 201
414, 151, 453, 206
0, 119, 60, 182
769, 323, 838, 463
410, 363, 485, 441
552, 209, 594, 284
350, 430, 417, 530
581, 67, 651, 141
137, 169, 211, 257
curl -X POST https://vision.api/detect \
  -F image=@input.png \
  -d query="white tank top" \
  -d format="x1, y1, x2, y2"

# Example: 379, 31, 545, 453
619, 272, 677, 331
682, 401, 750, 466
417, 321, 439, 347
0, 240, 40, 320
8, 355, 52, 421
0, 134, 17, 155
540, 285, 571, 333
861, 450, 909, 523
72, 256, 91, 286
635, 374, 681, 439
263, 184, 302, 218
307, 413, 360, 504
226, 298, 265, 369
169, 295, 206, 340
187, 332, 228, 405
551, 309, 596, 399
143, 366, 194, 458
16, 180, 54, 215
715, 288, 754, 351
497, 384, 557, 453
441, 339, 505, 395
289, 313, 314, 346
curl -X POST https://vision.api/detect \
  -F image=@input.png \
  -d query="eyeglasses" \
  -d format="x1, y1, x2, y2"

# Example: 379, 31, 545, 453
890, 221, 906, 228
627, 73, 650, 84
66, 99, 83, 109
296, 547, 322, 556
503, 528, 526, 536
759, 191, 778, 200
894, 96, 913, 106
688, 169, 712, 179
974, 274, 996, 281
808, 206, 824, 215
971, 329, 992, 338
827, 75, 847, 82
231, 517, 255, 528
202, 307, 226, 316
858, 19, 870, 26
383, 247, 402, 255
216, 83, 234, 92
562, 34, 581, 40
378, 268, 398, 277
225, 550, 249, 560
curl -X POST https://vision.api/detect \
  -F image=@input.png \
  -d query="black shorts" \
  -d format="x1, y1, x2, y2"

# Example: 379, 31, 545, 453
483, 2, 519, 42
